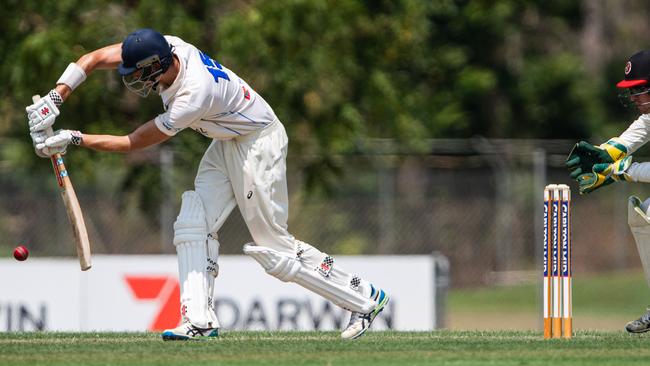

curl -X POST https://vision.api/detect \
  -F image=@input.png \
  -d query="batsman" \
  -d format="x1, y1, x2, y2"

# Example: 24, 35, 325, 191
26, 28, 388, 340
567, 50, 650, 333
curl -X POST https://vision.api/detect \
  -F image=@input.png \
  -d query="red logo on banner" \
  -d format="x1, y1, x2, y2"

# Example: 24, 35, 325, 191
124, 276, 180, 331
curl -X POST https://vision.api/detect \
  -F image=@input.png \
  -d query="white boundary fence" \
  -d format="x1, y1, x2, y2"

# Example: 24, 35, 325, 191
0, 254, 449, 332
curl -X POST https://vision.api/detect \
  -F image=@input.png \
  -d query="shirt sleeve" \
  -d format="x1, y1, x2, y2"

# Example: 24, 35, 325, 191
628, 162, 650, 182
154, 98, 206, 136
617, 114, 650, 154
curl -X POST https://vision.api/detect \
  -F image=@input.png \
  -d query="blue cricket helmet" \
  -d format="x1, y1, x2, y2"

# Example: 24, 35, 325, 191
118, 28, 173, 76
119, 28, 174, 97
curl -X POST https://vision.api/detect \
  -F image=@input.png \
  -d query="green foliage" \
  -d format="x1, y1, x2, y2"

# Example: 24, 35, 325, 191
0, 0, 638, 205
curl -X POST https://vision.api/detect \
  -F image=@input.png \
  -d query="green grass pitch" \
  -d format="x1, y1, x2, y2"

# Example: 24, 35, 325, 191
2, 331, 650, 366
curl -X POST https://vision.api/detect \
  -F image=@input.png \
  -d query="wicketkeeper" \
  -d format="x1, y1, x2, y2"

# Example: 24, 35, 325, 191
566, 50, 650, 333
25, 28, 389, 340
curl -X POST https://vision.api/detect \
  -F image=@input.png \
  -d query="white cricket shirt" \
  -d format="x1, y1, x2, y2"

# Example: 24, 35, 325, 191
616, 113, 650, 182
154, 36, 277, 140
619, 114, 650, 154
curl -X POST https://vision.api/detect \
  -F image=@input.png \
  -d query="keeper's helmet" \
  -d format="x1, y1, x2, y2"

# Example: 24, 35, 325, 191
118, 28, 173, 97
617, 50, 650, 107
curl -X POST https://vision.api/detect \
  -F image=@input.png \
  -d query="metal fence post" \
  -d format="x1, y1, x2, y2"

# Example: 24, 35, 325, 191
533, 148, 547, 328
432, 251, 450, 329
160, 146, 175, 253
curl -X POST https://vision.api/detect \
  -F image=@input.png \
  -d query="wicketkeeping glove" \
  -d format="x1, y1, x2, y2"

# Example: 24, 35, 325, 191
566, 138, 628, 179
577, 156, 633, 194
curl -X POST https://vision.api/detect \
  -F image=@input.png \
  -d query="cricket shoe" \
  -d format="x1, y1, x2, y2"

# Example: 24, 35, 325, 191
161, 322, 219, 341
341, 285, 389, 340
625, 307, 650, 333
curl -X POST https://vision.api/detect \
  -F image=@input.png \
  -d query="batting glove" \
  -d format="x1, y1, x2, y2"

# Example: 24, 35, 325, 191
35, 129, 83, 156
30, 130, 49, 158
26, 90, 63, 132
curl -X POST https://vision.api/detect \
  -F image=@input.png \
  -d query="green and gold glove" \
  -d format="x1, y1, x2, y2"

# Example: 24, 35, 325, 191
577, 156, 633, 194
566, 138, 628, 179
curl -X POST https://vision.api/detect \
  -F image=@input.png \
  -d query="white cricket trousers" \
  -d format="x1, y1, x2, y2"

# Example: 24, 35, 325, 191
195, 119, 297, 254
194, 119, 373, 303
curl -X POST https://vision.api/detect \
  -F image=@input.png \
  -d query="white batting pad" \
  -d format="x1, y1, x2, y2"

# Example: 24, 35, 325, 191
243, 244, 375, 313
174, 191, 207, 245
174, 191, 219, 329
628, 196, 650, 289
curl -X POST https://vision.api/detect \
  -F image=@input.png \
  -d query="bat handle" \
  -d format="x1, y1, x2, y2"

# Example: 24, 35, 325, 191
31, 95, 55, 137
32, 94, 65, 187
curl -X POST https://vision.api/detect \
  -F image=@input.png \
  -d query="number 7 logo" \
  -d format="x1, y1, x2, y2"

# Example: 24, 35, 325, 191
124, 276, 181, 331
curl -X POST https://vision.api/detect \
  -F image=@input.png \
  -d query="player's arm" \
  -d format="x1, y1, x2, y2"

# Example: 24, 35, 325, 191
81, 120, 171, 152
35, 120, 171, 155
27, 43, 123, 138
568, 115, 650, 178
55, 43, 123, 101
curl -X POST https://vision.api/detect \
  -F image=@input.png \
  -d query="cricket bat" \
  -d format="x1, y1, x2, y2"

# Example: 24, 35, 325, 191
32, 95, 92, 271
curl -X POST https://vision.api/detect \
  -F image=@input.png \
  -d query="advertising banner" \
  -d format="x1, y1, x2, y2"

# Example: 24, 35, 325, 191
0, 255, 441, 331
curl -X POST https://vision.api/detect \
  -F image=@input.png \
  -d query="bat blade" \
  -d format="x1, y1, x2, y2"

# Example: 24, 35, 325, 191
32, 94, 92, 271
60, 181, 92, 271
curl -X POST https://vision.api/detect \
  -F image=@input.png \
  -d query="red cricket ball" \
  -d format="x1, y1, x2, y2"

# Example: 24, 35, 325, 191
13, 245, 29, 261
